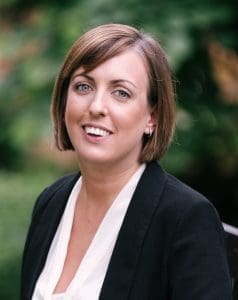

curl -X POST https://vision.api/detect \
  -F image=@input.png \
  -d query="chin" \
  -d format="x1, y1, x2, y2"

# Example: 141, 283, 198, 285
77, 152, 112, 164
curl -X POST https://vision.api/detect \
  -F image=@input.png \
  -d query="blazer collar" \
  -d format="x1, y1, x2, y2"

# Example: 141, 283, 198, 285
99, 161, 168, 299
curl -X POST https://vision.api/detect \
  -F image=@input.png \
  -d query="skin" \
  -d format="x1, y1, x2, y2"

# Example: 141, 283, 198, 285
54, 49, 155, 293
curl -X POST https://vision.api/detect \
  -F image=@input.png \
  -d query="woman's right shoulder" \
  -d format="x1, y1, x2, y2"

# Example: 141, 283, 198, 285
32, 172, 80, 218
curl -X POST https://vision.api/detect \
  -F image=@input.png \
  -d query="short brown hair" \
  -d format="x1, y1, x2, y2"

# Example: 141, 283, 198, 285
51, 23, 175, 162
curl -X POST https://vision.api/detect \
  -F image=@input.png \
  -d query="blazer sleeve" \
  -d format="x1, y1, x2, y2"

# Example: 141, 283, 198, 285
168, 195, 232, 300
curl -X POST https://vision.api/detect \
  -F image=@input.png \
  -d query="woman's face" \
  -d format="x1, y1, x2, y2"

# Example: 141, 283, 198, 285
65, 49, 154, 168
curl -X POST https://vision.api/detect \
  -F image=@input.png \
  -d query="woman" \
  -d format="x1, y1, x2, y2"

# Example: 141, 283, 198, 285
21, 24, 232, 299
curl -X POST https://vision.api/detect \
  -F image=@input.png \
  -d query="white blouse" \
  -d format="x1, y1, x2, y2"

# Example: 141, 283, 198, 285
32, 164, 146, 300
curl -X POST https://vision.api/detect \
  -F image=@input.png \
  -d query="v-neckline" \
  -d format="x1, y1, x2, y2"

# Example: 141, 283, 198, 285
34, 164, 146, 300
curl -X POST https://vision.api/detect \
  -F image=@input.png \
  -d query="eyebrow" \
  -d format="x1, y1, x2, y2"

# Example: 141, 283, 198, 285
111, 79, 138, 89
71, 72, 93, 81
71, 72, 138, 89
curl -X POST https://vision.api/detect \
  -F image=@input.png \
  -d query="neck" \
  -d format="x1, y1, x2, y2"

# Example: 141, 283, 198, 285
78, 160, 142, 207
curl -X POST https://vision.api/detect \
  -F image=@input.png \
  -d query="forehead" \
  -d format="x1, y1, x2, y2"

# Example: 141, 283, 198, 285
72, 49, 149, 87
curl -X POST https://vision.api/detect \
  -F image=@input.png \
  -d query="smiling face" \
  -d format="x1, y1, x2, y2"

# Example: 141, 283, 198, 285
65, 49, 155, 169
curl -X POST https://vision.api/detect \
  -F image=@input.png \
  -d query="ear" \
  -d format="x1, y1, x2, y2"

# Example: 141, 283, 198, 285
144, 110, 156, 135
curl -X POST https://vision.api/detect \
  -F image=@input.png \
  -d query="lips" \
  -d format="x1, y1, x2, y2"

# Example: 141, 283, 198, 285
83, 125, 112, 137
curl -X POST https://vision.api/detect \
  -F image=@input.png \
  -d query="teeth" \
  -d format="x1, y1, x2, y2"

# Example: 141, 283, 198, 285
84, 126, 110, 137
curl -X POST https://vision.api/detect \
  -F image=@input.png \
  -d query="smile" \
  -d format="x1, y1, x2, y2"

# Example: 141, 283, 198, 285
83, 126, 112, 137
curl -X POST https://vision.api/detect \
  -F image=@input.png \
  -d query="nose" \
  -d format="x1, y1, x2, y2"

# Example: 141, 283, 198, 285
89, 90, 108, 117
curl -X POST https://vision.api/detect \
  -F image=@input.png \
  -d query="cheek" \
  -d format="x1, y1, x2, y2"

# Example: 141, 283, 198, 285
116, 105, 151, 132
64, 103, 74, 126
65, 96, 83, 123
64, 105, 81, 137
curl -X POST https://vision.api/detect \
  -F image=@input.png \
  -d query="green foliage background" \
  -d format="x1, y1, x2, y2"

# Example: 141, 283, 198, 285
0, 0, 238, 298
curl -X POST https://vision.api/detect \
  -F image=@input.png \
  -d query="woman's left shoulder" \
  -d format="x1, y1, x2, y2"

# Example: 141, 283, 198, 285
165, 172, 210, 205
144, 161, 219, 223
162, 171, 223, 233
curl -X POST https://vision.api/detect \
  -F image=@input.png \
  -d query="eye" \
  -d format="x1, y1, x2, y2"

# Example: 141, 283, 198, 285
113, 89, 130, 100
74, 83, 92, 94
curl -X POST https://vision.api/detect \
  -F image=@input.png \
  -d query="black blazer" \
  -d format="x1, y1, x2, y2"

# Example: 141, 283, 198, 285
21, 161, 232, 299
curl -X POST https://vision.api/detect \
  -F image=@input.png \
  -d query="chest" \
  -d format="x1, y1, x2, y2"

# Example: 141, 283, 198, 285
54, 201, 109, 293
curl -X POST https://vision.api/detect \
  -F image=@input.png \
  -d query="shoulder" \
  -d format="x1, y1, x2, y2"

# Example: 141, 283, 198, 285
31, 172, 80, 218
146, 161, 212, 209
145, 162, 223, 233
154, 170, 226, 251
165, 172, 212, 210
165, 173, 219, 223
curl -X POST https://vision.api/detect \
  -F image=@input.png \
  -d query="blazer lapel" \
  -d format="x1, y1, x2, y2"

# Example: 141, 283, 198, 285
99, 161, 168, 300
23, 172, 80, 299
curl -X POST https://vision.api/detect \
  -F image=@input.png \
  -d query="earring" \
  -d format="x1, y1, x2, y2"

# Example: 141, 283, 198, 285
146, 127, 153, 137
